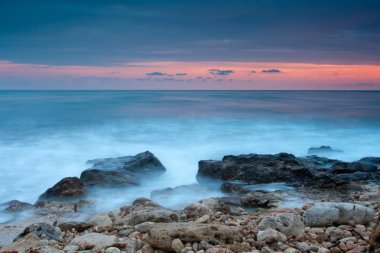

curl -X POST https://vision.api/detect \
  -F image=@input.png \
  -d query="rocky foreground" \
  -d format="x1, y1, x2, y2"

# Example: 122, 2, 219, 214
0, 148, 380, 253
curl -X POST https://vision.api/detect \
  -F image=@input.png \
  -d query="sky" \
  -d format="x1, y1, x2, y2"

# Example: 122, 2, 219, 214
1, 0, 380, 90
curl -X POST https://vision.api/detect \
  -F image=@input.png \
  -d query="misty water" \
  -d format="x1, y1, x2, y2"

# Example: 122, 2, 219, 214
1, 90, 380, 217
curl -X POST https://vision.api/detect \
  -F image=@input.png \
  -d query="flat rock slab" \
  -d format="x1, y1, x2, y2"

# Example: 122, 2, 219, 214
304, 202, 375, 227
136, 222, 242, 251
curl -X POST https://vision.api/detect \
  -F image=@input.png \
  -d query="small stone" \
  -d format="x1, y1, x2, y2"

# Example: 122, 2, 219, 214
119, 229, 134, 237
284, 248, 300, 253
182, 246, 194, 253
142, 244, 154, 253
172, 239, 185, 253
106, 247, 122, 253
317, 247, 329, 253
296, 242, 311, 252
195, 215, 210, 224
257, 228, 287, 243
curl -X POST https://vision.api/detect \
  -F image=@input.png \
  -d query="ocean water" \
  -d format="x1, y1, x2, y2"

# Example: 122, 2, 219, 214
0, 90, 380, 211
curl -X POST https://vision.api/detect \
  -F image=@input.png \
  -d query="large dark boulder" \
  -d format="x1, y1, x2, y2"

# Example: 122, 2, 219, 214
38, 177, 86, 201
80, 151, 166, 187
359, 157, 380, 167
197, 153, 314, 184
331, 162, 378, 174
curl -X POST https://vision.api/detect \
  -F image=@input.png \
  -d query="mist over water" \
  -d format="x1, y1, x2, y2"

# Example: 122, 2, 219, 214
1, 91, 380, 211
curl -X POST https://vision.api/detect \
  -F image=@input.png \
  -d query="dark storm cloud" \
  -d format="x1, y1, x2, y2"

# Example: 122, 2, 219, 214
175, 73, 187, 76
262, 69, 282, 73
146, 72, 167, 76
209, 69, 234, 75
1, 0, 380, 65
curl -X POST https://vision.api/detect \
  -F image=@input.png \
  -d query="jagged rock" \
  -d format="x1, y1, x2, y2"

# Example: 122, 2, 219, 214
307, 146, 343, 156
304, 202, 375, 227
258, 213, 305, 236
120, 199, 178, 225
14, 222, 61, 242
184, 198, 230, 219
68, 232, 117, 251
136, 222, 242, 251
81, 151, 166, 187
38, 177, 86, 201
240, 190, 283, 208
3, 200, 33, 212
371, 216, 380, 253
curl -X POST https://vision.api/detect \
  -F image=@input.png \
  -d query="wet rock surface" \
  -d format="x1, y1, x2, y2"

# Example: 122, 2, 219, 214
38, 177, 86, 201
81, 151, 166, 187
1, 151, 379, 253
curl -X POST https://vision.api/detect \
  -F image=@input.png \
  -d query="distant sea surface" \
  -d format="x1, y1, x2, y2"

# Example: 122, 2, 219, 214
1, 90, 380, 209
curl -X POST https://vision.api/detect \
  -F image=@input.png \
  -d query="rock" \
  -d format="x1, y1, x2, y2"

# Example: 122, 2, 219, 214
33, 199, 95, 214
57, 221, 92, 233
317, 248, 330, 253
38, 245, 65, 253
133, 197, 161, 207
142, 244, 155, 253
106, 247, 122, 253
371, 216, 380, 253
172, 238, 185, 253
296, 242, 311, 252
206, 247, 234, 253
197, 153, 314, 185
81, 151, 166, 187
136, 222, 242, 251
120, 200, 178, 225
184, 203, 212, 219
257, 228, 287, 243
258, 213, 305, 236
90, 213, 113, 228
198, 241, 213, 251
220, 182, 249, 194
284, 248, 300, 253
0, 232, 44, 252
14, 222, 61, 242
307, 146, 343, 156
240, 190, 283, 208
38, 177, 86, 201
198, 198, 231, 214
331, 162, 378, 174
3, 200, 33, 212
195, 215, 210, 223
151, 184, 212, 203
303, 202, 375, 227
68, 232, 117, 251
359, 157, 380, 167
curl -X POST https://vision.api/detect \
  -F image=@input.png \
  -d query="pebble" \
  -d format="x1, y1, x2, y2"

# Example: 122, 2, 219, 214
106, 247, 121, 253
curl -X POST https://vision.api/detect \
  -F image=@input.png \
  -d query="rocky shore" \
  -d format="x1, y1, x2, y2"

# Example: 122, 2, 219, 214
1, 148, 379, 253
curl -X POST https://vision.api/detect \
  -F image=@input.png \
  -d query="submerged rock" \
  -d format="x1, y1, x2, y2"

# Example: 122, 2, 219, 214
303, 202, 375, 227
38, 177, 86, 201
81, 151, 166, 187
136, 222, 242, 251
3, 200, 33, 212
307, 146, 343, 156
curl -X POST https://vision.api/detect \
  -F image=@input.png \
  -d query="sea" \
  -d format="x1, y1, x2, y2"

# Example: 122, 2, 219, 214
0, 90, 380, 216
